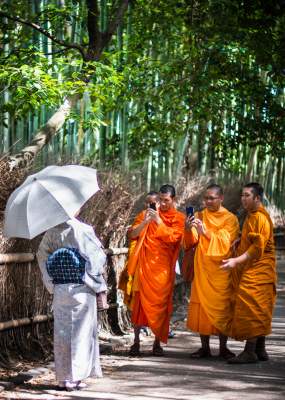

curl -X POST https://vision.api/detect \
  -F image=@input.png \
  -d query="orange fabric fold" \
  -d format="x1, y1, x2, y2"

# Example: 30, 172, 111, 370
231, 205, 276, 340
185, 207, 240, 336
128, 208, 185, 343
127, 211, 148, 277
118, 238, 138, 309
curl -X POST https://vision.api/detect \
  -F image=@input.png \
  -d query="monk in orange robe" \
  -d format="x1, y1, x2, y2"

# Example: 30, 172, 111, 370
184, 184, 240, 359
128, 184, 185, 356
118, 191, 159, 310
222, 182, 276, 364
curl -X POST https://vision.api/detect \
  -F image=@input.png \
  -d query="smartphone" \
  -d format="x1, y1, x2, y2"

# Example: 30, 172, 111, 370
186, 206, 194, 217
149, 202, 156, 210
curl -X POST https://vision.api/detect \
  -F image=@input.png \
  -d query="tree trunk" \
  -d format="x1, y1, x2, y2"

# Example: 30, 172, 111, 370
6, 96, 78, 170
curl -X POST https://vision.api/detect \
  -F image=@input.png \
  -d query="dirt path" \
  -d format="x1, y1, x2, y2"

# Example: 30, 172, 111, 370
1, 261, 285, 400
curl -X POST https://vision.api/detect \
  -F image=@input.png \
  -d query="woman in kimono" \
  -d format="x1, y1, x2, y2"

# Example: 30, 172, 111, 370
37, 215, 107, 391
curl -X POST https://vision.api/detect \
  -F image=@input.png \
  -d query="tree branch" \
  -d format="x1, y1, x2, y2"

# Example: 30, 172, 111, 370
86, 0, 101, 46
7, 96, 79, 170
0, 11, 86, 59
85, 0, 102, 60
85, 0, 130, 60
104, 0, 130, 43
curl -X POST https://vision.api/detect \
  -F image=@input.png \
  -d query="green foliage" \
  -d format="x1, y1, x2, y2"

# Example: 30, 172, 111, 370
0, 54, 61, 116
118, 0, 285, 170
0, 0, 285, 206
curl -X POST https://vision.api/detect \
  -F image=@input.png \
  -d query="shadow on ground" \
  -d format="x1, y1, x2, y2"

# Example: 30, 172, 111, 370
1, 261, 285, 400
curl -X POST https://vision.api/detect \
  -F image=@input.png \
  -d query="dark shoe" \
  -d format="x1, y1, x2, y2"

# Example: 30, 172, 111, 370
152, 344, 164, 356
190, 348, 212, 359
227, 350, 258, 364
255, 349, 269, 361
129, 342, 141, 357
219, 348, 236, 360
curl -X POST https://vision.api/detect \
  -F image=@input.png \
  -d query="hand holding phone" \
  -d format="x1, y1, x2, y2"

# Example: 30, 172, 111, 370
149, 202, 156, 211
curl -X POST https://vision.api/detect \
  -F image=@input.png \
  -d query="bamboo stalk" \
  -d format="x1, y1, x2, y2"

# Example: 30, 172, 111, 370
0, 305, 123, 333
105, 247, 128, 255
0, 253, 35, 264
0, 248, 129, 265
0, 314, 53, 332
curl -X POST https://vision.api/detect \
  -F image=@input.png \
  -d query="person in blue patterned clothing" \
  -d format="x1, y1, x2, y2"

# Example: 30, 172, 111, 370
37, 214, 107, 391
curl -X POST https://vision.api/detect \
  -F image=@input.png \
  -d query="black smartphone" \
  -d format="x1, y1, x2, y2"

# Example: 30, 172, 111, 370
149, 202, 156, 210
186, 206, 194, 217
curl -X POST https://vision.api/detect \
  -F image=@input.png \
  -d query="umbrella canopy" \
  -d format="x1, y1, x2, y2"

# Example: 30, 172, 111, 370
4, 165, 100, 239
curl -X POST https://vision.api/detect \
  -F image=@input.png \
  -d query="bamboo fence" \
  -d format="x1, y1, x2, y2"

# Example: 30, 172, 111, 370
0, 247, 128, 333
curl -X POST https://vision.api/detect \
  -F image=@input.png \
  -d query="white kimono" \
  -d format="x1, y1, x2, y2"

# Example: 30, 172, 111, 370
37, 218, 107, 382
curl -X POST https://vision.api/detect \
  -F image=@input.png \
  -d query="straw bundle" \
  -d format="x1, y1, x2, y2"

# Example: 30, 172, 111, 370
0, 161, 284, 366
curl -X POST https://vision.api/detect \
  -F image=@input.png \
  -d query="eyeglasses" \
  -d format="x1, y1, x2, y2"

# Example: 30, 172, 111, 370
204, 196, 220, 201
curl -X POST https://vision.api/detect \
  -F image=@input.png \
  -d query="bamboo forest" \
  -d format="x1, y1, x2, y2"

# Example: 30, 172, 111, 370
0, 1, 284, 205
0, 1, 285, 398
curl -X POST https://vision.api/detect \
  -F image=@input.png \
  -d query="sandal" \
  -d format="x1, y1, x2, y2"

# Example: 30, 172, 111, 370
190, 348, 212, 359
129, 342, 141, 357
76, 381, 87, 390
255, 349, 269, 361
227, 350, 258, 364
152, 344, 164, 356
64, 381, 78, 391
219, 348, 236, 360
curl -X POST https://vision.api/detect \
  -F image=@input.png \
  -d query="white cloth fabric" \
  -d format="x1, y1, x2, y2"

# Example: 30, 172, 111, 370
36, 218, 106, 382
37, 217, 107, 295
53, 284, 102, 381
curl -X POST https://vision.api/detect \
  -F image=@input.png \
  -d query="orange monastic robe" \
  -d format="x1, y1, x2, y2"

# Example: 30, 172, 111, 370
185, 207, 239, 336
118, 237, 138, 309
231, 205, 276, 340
128, 208, 185, 343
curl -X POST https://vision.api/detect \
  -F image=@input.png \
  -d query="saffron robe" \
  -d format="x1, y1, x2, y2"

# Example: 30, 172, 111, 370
118, 237, 137, 310
231, 205, 276, 340
184, 207, 239, 335
128, 208, 185, 343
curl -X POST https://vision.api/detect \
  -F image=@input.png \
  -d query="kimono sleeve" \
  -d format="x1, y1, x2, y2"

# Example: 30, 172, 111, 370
78, 224, 107, 293
36, 233, 54, 294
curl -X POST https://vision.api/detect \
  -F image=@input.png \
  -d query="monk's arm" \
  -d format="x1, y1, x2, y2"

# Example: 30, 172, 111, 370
155, 218, 185, 244
206, 216, 240, 257
221, 215, 270, 269
246, 216, 271, 260
223, 251, 251, 267
183, 228, 199, 249
129, 220, 149, 239
129, 211, 149, 239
